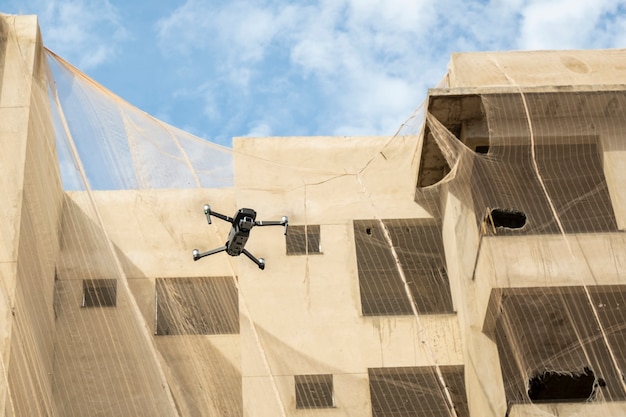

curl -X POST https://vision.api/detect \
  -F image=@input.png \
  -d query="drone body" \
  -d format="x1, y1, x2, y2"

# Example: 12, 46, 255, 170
192, 205, 288, 270
224, 208, 257, 256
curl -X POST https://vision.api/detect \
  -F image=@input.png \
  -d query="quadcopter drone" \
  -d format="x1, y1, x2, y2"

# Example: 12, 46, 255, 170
192, 204, 288, 270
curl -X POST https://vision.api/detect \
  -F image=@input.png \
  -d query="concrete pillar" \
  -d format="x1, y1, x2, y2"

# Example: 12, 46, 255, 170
0, 14, 63, 416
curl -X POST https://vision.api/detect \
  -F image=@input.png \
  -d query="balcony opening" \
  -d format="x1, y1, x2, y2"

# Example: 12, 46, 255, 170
490, 208, 526, 229
473, 140, 617, 234
528, 367, 602, 403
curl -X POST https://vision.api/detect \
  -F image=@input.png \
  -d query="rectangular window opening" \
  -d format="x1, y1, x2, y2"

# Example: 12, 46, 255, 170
295, 374, 334, 409
354, 219, 453, 316
368, 366, 469, 417
82, 279, 117, 308
286, 225, 322, 255
155, 277, 239, 336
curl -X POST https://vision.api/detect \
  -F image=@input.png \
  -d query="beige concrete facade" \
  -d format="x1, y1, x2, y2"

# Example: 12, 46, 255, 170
2, 13, 626, 417
0, 14, 63, 417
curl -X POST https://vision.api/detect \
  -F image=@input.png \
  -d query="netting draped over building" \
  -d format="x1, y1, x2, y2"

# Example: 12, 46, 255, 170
3, 13, 626, 417
48, 51, 233, 191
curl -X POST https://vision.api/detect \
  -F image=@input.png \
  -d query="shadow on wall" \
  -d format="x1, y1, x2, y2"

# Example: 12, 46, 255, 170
54, 192, 243, 417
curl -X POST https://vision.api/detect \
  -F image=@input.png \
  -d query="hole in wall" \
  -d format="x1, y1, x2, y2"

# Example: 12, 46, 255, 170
528, 367, 599, 403
490, 208, 527, 229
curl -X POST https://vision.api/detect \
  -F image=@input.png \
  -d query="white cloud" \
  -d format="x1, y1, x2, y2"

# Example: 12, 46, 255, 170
245, 122, 272, 138
290, 37, 340, 77
155, 0, 626, 140
285, 0, 438, 134
156, 0, 296, 62
36, 0, 127, 70
518, 0, 626, 50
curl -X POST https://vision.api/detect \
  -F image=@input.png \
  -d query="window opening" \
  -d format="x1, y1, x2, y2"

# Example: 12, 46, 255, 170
155, 277, 239, 335
475, 145, 490, 154
82, 279, 117, 307
286, 225, 321, 255
368, 366, 469, 417
295, 374, 334, 409
354, 219, 453, 316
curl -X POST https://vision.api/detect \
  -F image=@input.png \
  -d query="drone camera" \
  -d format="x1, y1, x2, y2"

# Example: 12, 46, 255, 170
240, 217, 255, 232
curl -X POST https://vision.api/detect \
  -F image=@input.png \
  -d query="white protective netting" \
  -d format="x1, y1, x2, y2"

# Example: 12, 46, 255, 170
3, 13, 626, 417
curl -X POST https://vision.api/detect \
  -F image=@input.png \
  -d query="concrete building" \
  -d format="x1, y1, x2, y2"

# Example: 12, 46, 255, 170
1, 14, 626, 417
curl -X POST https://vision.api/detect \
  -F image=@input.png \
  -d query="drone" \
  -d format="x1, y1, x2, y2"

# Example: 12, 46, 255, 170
192, 204, 288, 270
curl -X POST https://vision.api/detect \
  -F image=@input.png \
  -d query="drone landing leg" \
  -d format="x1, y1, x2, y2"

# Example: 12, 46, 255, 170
193, 245, 227, 261
242, 249, 265, 270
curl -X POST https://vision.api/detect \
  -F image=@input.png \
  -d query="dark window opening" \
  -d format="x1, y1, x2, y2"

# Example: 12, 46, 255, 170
369, 366, 469, 417
354, 219, 453, 316
155, 277, 239, 335
475, 145, 490, 154
528, 367, 602, 403
82, 279, 117, 307
490, 208, 527, 229
295, 374, 334, 409
286, 225, 321, 255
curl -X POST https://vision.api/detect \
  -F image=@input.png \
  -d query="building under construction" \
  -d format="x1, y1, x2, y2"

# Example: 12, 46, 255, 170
1, 13, 626, 417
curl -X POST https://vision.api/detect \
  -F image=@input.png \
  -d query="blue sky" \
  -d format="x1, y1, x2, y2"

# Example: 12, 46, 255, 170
4, 0, 626, 147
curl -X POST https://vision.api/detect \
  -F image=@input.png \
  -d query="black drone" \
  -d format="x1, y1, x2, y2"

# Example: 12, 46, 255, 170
192, 204, 288, 270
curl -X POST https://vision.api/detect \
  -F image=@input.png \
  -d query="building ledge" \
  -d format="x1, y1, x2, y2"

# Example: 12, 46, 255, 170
508, 401, 626, 417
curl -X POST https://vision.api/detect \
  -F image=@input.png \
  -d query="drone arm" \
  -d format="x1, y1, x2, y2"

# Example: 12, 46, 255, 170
242, 249, 265, 270
202, 204, 233, 224
255, 216, 289, 235
192, 245, 227, 261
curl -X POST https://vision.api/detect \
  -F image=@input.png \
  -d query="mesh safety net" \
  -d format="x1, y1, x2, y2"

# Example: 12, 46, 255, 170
2, 14, 626, 417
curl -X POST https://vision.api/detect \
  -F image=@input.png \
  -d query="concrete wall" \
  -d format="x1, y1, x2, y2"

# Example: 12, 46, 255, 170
55, 135, 465, 417
0, 15, 63, 417
431, 51, 626, 416
55, 189, 241, 417
234, 135, 464, 417
447, 49, 626, 89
